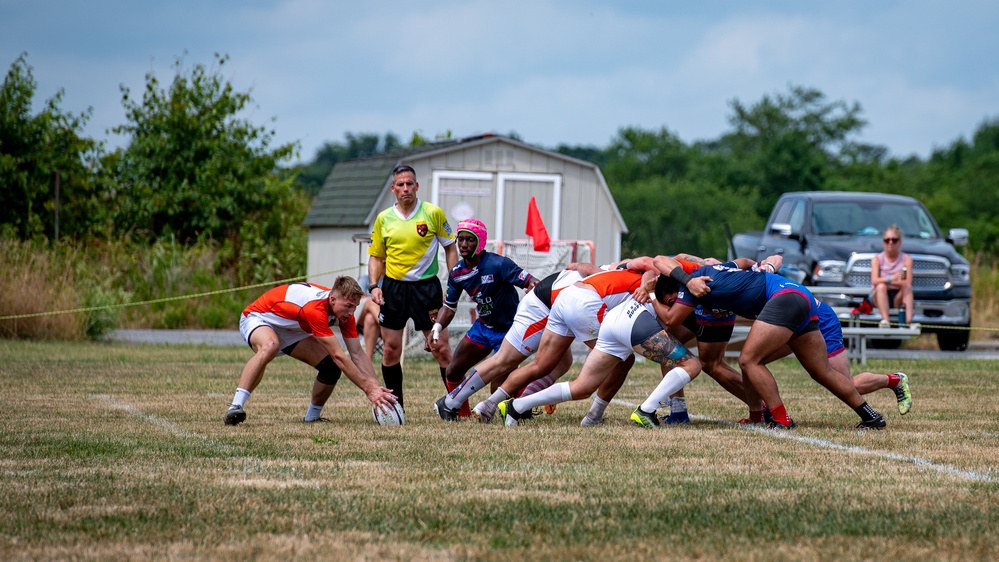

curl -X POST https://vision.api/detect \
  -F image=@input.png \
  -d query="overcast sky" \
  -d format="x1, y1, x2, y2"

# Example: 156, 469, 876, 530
4, 1, 998, 164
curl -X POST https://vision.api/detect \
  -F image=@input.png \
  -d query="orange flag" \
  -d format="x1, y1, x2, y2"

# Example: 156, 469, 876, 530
526, 196, 551, 252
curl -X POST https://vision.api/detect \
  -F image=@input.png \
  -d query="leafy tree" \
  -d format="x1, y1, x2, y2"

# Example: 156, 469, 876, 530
918, 118, 999, 254
719, 85, 873, 214
554, 143, 608, 168
104, 53, 298, 245
291, 132, 402, 196
602, 127, 693, 185
615, 177, 761, 259
0, 53, 104, 241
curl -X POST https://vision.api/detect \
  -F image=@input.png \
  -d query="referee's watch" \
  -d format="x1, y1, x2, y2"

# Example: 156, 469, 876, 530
368, 283, 380, 292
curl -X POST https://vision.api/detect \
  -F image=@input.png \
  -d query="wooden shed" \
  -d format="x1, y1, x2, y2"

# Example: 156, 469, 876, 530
303, 134, 627, 286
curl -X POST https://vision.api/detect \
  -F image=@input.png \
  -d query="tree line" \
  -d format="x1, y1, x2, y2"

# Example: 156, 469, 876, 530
4, 51, 998, 276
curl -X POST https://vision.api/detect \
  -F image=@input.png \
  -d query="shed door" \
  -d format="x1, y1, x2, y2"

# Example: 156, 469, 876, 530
497, 172, 562, 242
431, 170, 496, 227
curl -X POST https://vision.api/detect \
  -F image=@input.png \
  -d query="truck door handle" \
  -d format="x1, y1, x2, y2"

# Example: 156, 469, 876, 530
775, 248, 784, 255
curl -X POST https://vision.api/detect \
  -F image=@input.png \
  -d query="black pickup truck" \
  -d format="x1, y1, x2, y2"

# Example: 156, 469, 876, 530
730, 191, 972, 351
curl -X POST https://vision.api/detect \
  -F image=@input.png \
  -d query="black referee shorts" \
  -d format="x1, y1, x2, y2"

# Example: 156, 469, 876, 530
379, 277, 444, 331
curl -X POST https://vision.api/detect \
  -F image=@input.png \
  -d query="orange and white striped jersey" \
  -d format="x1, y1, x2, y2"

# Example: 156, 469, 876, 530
578, 269, 646, 311
242, 282, 357, 339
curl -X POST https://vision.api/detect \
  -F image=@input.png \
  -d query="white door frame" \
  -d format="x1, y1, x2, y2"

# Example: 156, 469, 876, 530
496, 172, 562, 241
431, 170, 562, 241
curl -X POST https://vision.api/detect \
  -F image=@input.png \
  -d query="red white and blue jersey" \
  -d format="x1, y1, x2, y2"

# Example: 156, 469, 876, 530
445, 251, 534, 331
677, 265, 818, 322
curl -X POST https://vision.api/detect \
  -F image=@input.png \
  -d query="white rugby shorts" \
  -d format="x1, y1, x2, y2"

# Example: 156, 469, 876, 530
594, 298, 656, 360
503, 290, 550, 356
546, 285, 604, 342
239, 312, 312, 354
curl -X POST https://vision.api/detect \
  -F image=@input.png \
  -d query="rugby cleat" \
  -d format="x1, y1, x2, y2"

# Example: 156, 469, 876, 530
433, 395, 460, 422
472, 401, 496, 424
224, 404, 246, 426
892, 373, 912, 415
580, 414, 605, 427
629, 407, 660, 429
767, 418, 796, 430
856, 413, 886, 430
664, 410, 691, 425
497, 398, 526, 427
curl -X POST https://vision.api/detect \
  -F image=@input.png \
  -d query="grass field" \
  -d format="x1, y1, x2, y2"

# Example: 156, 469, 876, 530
1, 340, 997, 561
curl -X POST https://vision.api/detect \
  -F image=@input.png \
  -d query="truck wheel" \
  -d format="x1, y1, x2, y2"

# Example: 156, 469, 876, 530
936, 325, 970, 351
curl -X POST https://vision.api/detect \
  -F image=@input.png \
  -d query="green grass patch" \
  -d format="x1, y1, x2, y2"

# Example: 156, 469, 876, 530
0, 340, 996, 560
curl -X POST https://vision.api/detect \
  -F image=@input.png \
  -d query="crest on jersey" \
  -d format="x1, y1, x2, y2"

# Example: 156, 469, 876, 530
416, 221, 429, 237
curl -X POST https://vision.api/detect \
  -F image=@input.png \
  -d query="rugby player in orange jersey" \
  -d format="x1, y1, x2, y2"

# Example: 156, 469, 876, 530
224, 276, 396, 426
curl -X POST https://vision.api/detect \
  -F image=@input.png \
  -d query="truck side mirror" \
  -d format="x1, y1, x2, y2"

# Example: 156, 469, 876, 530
770, 223, 792, 236
947, 228, 969, 247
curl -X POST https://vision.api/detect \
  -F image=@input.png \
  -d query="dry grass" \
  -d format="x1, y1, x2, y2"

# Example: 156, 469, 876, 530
0, 340, 996, 561
971, 254, 999, 340
0, 240, 85, 340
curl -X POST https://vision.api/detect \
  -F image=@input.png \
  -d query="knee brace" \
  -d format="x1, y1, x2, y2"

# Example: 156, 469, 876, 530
315, 356, 342, 386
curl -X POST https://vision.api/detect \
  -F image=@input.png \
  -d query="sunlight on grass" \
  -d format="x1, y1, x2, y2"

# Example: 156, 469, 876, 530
0, 341, 996, 560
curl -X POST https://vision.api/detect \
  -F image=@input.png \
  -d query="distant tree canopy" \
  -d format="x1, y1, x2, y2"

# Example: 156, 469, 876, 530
291, 132, 402, 197
3, 51, 999, 262
104, 53, 298, 245
0, 53, 104, 241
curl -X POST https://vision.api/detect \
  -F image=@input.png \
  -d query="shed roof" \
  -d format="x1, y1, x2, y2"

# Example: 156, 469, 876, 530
303, 134, 608, 228
302, 141, 460, 228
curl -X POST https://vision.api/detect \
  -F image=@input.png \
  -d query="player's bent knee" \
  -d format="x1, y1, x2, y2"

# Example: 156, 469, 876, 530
315, 356, 342, 386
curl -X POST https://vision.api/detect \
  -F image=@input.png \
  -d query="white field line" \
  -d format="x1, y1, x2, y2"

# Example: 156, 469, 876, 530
94, 394, 235, 452
610, 398, 995, 483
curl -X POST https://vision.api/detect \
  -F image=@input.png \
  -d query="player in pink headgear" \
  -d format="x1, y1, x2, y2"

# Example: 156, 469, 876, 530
431, 217, 539, 420
456, 218, 488, 256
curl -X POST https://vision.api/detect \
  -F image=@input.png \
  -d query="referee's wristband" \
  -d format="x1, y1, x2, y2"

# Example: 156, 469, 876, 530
668, 267, 692, 286
368, 283, 380, 292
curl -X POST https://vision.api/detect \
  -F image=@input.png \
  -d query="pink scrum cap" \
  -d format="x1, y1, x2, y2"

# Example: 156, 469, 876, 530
456, 218, 488, 256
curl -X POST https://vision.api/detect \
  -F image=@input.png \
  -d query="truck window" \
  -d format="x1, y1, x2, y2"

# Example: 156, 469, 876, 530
788, 200, 806, 234
812, 201, 940, 238
771, 200, 794, 225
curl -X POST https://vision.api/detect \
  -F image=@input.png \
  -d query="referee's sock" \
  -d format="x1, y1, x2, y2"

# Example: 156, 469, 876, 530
382, 363, 404, 409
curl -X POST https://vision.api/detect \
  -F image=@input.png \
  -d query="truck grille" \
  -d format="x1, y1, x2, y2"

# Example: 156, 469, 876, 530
845, 254, 951, 290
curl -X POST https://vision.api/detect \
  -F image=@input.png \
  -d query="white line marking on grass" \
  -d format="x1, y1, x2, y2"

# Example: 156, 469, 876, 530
94, 394, 234, 452
611, 399, 995, 483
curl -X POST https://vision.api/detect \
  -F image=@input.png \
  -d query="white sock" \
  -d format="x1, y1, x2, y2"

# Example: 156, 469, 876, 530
671, 396, 687, 413
485, 388, 511, 408
641, 368, 691, 413
231, 388, 251, 408
586, 396, 610, 419
446, 371, 485, 409
304, 403, 324, 421
512, 382, 573, 414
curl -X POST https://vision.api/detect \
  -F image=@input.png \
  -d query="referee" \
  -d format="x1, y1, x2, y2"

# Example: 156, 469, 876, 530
367, 164, 457, 410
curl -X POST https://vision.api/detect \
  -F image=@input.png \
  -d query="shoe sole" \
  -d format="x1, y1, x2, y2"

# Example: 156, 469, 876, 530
224, 411, 246, 426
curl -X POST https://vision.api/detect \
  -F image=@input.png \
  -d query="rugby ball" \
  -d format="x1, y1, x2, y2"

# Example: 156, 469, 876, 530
372, 402, 405, 426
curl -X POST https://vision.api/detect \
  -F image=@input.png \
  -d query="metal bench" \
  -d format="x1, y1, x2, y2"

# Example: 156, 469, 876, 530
726, 323, 920, 365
